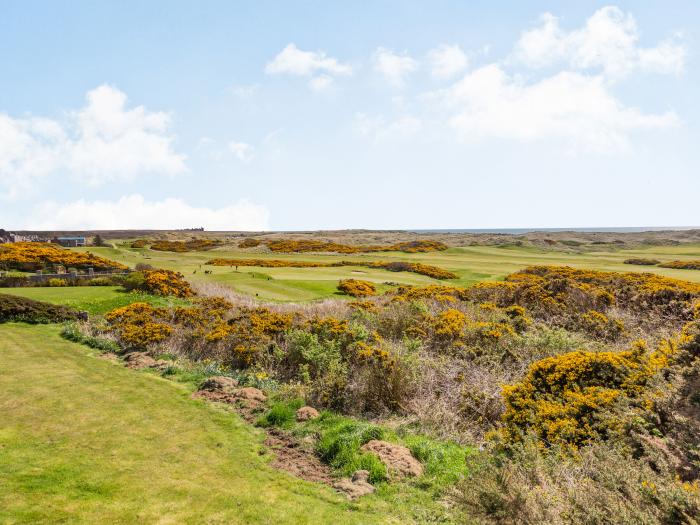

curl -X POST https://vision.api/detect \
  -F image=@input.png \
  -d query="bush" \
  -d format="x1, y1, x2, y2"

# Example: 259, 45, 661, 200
47, 278, 68, 287
0, 242, 127, 272
454, 440, 700, 525
338, 279, 376, 297
122, 269, 193, 298
238, 238, 262, 248
659, 260, 700, 270
624, 258, 661, 266
501, 345, 654, 448
61, 323, 120, 353
0, 293, 80, 324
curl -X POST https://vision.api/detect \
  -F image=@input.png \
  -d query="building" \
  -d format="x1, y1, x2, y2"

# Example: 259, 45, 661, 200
54, 236, 86, 247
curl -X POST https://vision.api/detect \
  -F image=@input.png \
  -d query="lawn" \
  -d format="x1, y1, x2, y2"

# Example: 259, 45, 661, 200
0, 323, 406, 524
70, 242, 700, 302
0, 286, 189, 315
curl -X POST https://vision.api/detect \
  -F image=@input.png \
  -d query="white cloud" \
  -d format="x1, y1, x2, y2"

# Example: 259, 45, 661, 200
433, 64, 678, 151
229, 141, 255, 162
372, 47, 418, 87
354, 113, 422, 142
266, 43, 352, 77
28, 194, 270, 230
309, 74, 334, 92
427, 44, 469, 78
513, 7, 686, 78
0, 85, 186, 198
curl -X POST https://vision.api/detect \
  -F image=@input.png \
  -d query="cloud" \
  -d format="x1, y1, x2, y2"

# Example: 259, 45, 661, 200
433, 64, 678, 151
308, 74, 334, 92
427, 44, 469, 78
28, 194, 270, 230
512, 7, 686, 78
354, 113, 422, 142
229, 141, 255, 162
372, 47, 418, 86
0, 85, 186, 198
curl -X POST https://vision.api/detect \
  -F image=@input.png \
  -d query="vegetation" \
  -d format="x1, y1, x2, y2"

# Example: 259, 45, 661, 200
207, 258, 457, 279
0, 293, 80, 324
337, 279, 377, 297
659, 260, 700, 270
121, 269, 194, 297
150, 239, 222, 252
624, 257, 661, 265
0, 324, 395, 524
0, 242, 127, 272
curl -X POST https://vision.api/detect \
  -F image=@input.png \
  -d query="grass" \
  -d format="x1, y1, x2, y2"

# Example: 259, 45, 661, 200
69, 241, 700, 302
0, 323, 413, 524
0, 286, 189, 315
257, 399, 474, 521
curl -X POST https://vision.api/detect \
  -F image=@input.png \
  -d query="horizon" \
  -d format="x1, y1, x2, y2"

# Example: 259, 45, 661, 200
1, 1, 698, 230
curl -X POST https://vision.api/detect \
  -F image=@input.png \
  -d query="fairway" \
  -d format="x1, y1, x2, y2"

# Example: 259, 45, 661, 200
72, 242, 700, 302
0, 324, 400, 525
0, 286, 189, 315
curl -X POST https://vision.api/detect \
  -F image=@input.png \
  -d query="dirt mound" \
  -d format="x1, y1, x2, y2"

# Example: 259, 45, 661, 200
360, 440, 423, 478
333, 470, 375, 499
296, 406, 320, 421
123, 352, 169, 370
199, 375, 238, 392
234, 387, 266, 402
264, 428, 333, 484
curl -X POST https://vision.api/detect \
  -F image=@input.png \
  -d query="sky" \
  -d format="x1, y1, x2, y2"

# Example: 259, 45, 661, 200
0, 1, 698, 231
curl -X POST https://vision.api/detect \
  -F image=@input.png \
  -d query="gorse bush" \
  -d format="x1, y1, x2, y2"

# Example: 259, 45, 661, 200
150, 239, 222, 252
122, 269, 194, 298
659, 260, 700, 270
263, 239, 448, 254
0, 242, 127, 272
337, 279, 376, 297
207, 258, 457, 280
624, 258, 661, 266
238, 238, 262, 248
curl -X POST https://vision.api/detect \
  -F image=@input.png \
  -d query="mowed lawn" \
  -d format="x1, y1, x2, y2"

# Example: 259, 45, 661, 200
71, 242, 700, 302
0, 324, 400, 525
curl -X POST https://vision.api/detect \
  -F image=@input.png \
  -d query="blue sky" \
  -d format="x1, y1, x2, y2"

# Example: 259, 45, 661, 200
1, 1, 698, 230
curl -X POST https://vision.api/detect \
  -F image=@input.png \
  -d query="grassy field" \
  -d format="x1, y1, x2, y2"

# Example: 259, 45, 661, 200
71, 242, 700, 302
0, 323, 413, 524
0, 286, 189, 315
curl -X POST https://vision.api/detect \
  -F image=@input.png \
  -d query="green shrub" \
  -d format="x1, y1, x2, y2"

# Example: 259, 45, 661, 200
47, 278, 68, 287
0, 293, 80, 324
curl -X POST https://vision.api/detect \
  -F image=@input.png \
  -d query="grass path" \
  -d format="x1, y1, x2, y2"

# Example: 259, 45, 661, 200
0, 324, 399, 524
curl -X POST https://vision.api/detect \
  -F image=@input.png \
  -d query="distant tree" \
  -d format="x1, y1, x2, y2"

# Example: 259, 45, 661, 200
93, 234, 107, 247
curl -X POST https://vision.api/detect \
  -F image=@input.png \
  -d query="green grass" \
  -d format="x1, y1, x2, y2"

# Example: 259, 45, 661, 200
69, 241, 700, 302
0, 323, 413, 524
0, 286, 188, 315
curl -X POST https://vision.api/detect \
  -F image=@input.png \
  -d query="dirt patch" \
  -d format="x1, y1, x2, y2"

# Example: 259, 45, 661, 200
199, 375, 238, 392
98, 353, 119, 362
296, 406, 320, 421
264, 428, 334, 484
360, 440, 423, 478
123, 352, 169, 371
333, 470, 375, 499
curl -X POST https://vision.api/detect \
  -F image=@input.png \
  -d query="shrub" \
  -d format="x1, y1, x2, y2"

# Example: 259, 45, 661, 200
130, 239, 149, 248
659, 260, 700, 270
338, 279, 376, 298
47, 278, 68, 287
0, 242, 127, 272
238, 238, 262, 248
0, 293, 80, 324
624, 258, 661, 266
122, 269, 193, 298
501, 346, 655, 448
150, 239, 222, 252
104, 302, 172, 349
